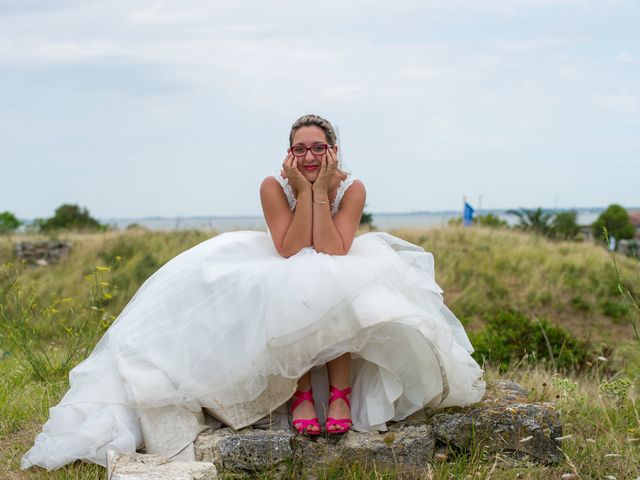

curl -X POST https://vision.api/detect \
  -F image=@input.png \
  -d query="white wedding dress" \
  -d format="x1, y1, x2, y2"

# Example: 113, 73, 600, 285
21, 172, 485, 471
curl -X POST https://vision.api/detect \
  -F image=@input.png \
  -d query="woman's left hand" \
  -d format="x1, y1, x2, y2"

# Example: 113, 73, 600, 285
312, 146, 338, 193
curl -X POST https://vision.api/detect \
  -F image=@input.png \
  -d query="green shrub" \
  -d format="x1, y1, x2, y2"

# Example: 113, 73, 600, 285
507, 207, 554, 237
470, 310, 593, 372
592, 204, 635, 247
600, 299, 628, 319
0, 211, 22, 235
552, 210, 580, 240
38, 203, 106, 232
474, 213, 508, 228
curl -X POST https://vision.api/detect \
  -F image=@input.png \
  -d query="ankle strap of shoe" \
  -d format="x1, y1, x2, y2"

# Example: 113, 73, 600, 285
329, 386, 351, 409
291, 389, 314, 411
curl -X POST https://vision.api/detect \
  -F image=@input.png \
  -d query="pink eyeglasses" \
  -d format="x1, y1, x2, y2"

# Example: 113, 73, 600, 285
289, 143, 333, 157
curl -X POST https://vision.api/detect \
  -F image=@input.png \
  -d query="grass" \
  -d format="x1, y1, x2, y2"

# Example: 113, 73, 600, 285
396, 226, 638, 345
0, 226, 639, 479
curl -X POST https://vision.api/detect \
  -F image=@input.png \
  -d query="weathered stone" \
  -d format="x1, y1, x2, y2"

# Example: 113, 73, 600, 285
431, 401, 563, 464
14, 240, 71, 265
337, 424, 435, 466
482, 380, 529, 404
195, 423, 435, 476
189, 379, 563, 476
106, 451, 217, 480
195, 427, 295, 475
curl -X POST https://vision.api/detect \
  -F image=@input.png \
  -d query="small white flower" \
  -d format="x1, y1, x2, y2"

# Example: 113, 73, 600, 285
597, 356, 608, 362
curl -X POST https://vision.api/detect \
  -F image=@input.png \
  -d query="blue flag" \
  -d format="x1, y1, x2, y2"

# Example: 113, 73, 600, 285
463, 202, 475, 227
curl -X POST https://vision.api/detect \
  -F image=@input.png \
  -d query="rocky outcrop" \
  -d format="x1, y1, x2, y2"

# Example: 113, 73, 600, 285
107, 380, 562, 478
14, 240, 71, 265
192, 380, 562, 477
430, 379, 563, 463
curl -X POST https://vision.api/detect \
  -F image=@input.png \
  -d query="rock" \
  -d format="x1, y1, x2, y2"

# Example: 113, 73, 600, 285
482, 380, 530, 404
193, 379, 564, 476
14, 240, 71, 265
336, 424, 435, 466
196, 427, 295, 477
430, 394, 563, 464
194, 424, 435, 478
106, 451, 217, 480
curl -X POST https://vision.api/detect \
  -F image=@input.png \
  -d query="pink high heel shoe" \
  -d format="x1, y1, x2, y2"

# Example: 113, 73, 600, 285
290, 389, 321, 436
326, 385, 353, 435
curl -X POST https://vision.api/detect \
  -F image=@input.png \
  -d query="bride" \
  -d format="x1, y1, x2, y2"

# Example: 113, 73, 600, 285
21, 114, 485, 471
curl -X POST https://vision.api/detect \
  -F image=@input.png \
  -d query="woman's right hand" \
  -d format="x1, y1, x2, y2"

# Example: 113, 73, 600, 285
282, 153, 311, 195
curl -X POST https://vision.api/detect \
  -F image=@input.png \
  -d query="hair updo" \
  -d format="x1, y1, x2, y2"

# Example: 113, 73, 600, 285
289, 114, 337, 147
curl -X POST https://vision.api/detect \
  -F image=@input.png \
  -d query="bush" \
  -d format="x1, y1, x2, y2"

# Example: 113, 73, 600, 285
507, 207, 554, 237
474, 213, 507, 228
592, 204, 635, 247
552, 210, 580, 240
0, 211, 22, 235
470, 310, 593, 372
38, 204, 106, 232
360, 210, 373, 227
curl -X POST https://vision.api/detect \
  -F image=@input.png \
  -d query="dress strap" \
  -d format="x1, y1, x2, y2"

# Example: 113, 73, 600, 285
270, 171, 296, 211
331, 174, 357, 216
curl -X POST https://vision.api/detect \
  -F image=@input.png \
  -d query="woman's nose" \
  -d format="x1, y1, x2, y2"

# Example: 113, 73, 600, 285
305, 149, 315, 161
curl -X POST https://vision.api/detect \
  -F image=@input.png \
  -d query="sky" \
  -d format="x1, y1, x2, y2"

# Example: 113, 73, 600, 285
1, 0, 639, 219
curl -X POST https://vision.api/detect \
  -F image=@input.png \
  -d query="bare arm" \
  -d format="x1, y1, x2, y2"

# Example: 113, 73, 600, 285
260, 153, 314, 258
312, 179, 366, 255
260, 177, 313, 257
311, 148, 366, 255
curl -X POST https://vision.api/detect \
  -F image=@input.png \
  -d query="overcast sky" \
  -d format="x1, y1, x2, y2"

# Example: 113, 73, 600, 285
1, 0, 638, 219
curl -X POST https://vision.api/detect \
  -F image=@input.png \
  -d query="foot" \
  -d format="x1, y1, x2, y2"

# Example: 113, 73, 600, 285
290, 389, 321, 435
326, 385, 352, 433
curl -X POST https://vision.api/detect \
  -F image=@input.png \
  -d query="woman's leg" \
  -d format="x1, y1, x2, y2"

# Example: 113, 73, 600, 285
291, 371, 320, 433
326, 353, 351, 431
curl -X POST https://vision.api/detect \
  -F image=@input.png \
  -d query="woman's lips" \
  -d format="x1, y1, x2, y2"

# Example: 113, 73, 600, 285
303, 165, 319, 171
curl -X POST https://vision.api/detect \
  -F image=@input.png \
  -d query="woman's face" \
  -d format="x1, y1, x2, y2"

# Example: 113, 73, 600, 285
289, 125, 337, 183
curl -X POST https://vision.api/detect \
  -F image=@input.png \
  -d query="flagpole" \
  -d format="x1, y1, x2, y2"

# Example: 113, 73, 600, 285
462, 196, 466, 227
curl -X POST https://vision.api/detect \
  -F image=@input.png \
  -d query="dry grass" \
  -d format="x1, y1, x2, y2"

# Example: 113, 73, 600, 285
390, 226, 638, 344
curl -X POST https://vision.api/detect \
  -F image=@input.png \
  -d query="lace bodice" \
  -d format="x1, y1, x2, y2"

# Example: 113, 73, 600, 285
270, 172, 358, 216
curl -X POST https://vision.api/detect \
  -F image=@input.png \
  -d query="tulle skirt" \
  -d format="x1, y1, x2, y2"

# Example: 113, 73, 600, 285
21, 231, 485, 470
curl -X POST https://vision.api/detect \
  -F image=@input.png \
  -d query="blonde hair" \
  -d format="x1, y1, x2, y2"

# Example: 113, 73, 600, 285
288, 114, 349, 173
289, 114, 337, 147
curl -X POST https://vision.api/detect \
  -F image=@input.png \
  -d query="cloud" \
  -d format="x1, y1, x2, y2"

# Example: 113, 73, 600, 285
1, 0, 638, 216
617, 52, 640, 64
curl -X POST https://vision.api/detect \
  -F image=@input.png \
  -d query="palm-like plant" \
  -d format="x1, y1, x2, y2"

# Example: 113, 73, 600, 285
507, 207, 554, 236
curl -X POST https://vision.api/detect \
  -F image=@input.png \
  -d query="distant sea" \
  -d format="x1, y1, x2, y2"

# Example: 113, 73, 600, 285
98, 209, 605, 233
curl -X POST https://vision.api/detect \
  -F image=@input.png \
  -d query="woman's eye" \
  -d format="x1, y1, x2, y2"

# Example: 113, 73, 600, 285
311, 146, 325, 154
292, 146, 306, 155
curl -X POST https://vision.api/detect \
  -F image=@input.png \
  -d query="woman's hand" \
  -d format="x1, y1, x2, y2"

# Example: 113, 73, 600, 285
282, 153, 311, 195
312, 146, 338, 193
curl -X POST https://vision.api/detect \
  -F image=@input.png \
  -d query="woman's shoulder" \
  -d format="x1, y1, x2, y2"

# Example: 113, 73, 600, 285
343, 178, 366, 199
261, 172, 285, 189
336, 175, 366, 208
338, 171, 365, 192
